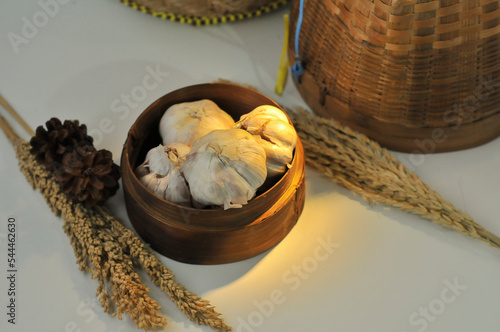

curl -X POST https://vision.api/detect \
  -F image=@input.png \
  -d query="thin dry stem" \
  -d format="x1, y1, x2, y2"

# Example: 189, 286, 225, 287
0, 114, 21, 144
0, 94, 35, 136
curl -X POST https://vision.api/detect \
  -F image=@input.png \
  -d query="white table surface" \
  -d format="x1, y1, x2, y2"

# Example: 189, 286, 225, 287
1, 1, 500, 332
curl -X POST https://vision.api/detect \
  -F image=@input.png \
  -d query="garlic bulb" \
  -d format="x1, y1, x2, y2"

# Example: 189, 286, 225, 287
236, 105, 298, 178
159, 99, 235, 147
135, 143, 191, 206
180, 129, 267, 210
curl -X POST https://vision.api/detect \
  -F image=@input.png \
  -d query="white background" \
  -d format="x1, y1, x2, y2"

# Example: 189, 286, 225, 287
1, 1, 500, 332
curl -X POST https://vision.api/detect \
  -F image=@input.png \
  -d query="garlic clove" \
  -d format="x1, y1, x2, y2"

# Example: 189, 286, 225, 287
159, 99, 235, 147
239, 105, 289, 124
236, 105, 298, 178
165, 142, 191, 165
153, 174, 169, 197
144, 144, 172, 176
139, 172, 160, 192
162, 169, 191, 205
252, 136, 293, 178
181, 129, 267, 210
261, 118, 297, 148
154, 170, 191, 206
136, 143, 190, 176
135, 163, 150, 178
136, 143, 192, 206
139, 171, 191, 206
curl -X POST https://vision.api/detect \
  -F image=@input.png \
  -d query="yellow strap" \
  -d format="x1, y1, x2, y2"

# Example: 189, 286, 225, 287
275, 14, 289, 96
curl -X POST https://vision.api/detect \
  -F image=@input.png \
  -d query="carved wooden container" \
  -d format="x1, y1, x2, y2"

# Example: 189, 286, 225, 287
121, 83, 306, 264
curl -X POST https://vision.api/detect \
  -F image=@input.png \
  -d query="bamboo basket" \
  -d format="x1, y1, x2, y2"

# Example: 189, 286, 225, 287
288, 0, 500, 152
118, 0, 288, 25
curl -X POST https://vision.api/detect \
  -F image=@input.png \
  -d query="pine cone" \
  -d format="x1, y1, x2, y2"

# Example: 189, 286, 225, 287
54, 145, 121, 206
29, 118, 93, 169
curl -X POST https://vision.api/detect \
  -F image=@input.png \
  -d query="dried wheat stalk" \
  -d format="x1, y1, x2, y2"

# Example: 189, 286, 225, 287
215, 79, 500, 249
97, 207, 233, 331
286, 106, 500, 249
0, 114, 231, 332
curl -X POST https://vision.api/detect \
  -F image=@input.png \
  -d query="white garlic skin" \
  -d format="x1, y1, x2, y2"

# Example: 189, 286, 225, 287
236, 105, 297, 178
180, 129, 267, 210
164, 142, 191, 166
135, 143, 191, 206
159, 99, 235, 147
143, 144, 171, 176
139, 171, 191, 206
137, 143, 190, 176
252, 135, 294, 177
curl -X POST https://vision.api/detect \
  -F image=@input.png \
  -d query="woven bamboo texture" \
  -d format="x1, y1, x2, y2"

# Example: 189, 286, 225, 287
288, 0, 500, 152
118, 0, 288, 25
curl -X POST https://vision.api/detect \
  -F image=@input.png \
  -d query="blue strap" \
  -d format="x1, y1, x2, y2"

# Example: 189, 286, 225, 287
291, 0, 305, 83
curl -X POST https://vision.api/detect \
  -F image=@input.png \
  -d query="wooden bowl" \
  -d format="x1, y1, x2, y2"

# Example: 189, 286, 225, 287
121, 83, 306, 264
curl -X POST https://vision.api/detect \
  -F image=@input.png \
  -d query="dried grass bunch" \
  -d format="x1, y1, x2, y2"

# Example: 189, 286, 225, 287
0, 110, 231, 332
286, 106, 500, 249
218, 79, 500, 250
